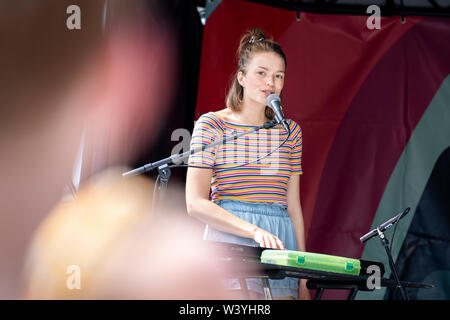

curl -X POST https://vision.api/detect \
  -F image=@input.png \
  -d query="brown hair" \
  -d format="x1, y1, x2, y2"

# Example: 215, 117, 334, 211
225, 28, 287, 120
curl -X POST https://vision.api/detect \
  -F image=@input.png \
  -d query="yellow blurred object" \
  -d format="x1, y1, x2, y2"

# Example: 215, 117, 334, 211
23, 168, 152, 299
23, 168, 231, 299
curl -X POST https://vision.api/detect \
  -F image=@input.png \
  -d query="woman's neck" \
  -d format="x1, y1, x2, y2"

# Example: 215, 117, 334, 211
233, 101, 267, 125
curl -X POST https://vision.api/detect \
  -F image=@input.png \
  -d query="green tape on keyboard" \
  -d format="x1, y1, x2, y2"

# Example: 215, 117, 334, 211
261, 250, 361, 276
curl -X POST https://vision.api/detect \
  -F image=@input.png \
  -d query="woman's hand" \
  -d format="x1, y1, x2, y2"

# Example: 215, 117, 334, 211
253, 228, 285, 250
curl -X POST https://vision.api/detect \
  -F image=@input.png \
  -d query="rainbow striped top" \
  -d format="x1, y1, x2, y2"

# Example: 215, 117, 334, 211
188, 112, 303, 208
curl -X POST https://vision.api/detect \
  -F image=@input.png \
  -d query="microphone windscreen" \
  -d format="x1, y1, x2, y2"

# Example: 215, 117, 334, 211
266, 93, 280, 107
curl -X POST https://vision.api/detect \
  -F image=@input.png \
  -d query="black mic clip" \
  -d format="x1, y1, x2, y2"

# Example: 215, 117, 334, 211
263, 119, 278, 129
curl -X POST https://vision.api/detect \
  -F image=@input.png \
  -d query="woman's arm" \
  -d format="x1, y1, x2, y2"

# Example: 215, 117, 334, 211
286, 174, 306, 251
286, 174, 311, 300
185, 166, 285, 249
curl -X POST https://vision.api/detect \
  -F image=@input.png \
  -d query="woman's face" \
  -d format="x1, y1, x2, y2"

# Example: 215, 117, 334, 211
238, 51, 285, 107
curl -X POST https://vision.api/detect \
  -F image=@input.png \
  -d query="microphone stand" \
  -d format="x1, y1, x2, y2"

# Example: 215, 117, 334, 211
360, 208, 410, 300
376, 227, 409, 300
122, 119, 278, 213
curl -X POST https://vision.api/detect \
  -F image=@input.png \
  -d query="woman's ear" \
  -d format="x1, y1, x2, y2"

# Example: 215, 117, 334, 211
237, 71, 245, 88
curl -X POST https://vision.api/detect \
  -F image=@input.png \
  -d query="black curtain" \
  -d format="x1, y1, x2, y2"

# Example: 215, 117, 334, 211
133, 0, 203, 188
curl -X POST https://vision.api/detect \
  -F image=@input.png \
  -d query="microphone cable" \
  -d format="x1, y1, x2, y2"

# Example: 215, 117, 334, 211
169, 123, 291, 171
151, 121, 292, 206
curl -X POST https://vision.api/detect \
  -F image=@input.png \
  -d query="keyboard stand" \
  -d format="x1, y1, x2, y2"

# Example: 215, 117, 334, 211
306, 280, 362, 300
261, 277, 273, 300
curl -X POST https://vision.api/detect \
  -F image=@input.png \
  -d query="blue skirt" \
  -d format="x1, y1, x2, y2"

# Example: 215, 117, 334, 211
204, 199, 299, 299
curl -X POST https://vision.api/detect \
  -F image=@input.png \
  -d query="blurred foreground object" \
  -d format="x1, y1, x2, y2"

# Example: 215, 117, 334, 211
24, 168, 232, 299
0, 0, 174, 298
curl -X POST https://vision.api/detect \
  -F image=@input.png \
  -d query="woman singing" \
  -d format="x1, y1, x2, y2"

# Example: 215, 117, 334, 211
185, 28, 310, 300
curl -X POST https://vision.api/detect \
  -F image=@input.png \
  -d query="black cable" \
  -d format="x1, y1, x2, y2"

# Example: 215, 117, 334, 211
388, 213, 409, 300
389, 213, 403, 251
217, 127, 291, 170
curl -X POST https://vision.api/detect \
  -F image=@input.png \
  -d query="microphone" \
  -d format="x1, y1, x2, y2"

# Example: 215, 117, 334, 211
360, 207, 411, 243
266, 94, 290, 133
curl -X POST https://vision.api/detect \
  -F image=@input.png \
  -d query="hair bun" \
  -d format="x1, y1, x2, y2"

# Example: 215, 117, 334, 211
248, 28, 266, 44
238, 28, 267, 55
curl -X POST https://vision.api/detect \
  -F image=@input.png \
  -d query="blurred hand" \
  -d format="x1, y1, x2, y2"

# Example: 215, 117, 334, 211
253, 228, 285, 250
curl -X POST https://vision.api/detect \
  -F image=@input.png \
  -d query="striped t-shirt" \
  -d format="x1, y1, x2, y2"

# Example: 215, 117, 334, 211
188, 112, 303, 208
